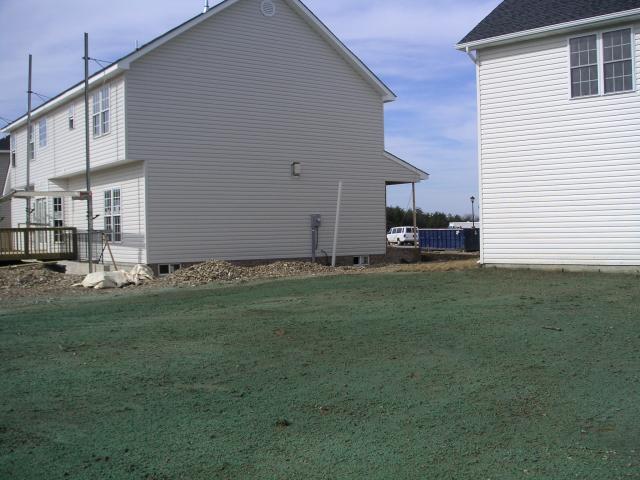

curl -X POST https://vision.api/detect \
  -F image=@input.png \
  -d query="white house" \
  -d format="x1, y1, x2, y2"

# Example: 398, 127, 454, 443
458, 0, 640, 270
1, 0, 427, 272
0, 137, 9, 228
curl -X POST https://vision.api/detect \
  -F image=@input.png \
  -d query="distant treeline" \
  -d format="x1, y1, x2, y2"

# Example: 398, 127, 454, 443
387, 207, 472, 229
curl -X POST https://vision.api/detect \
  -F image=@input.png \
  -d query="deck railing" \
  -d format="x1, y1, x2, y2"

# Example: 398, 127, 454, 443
0, 227, 78, 261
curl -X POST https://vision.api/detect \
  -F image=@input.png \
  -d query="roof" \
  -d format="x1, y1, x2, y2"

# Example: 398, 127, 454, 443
384, 151, 429, 182
3, 0, 396, 132
459, 0, 640, 46
0, 136, 9, 151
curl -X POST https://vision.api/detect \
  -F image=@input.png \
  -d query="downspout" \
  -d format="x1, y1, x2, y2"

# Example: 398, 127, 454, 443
465, 46, 478, 64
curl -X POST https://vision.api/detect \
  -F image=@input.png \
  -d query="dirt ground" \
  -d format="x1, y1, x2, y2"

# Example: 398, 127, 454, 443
0, 258, 480, 302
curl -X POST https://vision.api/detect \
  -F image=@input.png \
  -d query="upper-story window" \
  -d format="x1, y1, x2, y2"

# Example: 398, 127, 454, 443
68, 106, 75, 130
570, 35, 598, 97
38, 118, 47, 148
603, 29, 633, 94
10, 135, 16, 168
28, 126, 35, 160
570, 28, 635, 99
92, 86, 110, 137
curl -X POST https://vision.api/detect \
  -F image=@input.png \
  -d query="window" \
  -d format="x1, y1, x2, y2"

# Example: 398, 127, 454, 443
38, 118, 47, 147
53, 198, 64, 241
603, 29, 633, 94
570, 28, 635, 98
104, 188, 122, 242
92, 86, 110, 137
10, 135, 16, 167
33, 198, 47, 226
158, 264, 181, 276
570, 34, 598, 97
28, 126, 35, 160
68, 106, 75, 130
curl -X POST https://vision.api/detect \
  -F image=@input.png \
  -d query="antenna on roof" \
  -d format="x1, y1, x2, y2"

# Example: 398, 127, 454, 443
203, 0, 210, 13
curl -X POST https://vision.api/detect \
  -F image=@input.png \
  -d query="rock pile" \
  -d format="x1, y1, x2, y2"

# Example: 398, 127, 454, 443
0, 264, 82, 298
162, 260, 346, 286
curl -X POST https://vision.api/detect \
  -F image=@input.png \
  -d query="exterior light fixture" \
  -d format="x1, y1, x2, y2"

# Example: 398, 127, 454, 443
291, 162, 302, 177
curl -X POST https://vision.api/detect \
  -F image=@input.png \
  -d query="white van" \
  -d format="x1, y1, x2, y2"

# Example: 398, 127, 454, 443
387, 226, 418, 246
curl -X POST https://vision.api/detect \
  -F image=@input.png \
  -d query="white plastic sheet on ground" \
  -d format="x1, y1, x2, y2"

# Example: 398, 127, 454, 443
74, 264, 155, 289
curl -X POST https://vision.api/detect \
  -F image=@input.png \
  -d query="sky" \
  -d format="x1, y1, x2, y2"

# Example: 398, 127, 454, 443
0, 0, 500, 215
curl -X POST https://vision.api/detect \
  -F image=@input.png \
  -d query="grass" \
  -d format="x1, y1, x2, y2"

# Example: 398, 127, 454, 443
0, 268, 639, 479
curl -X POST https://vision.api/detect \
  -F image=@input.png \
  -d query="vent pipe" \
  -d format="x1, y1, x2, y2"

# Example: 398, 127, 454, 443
203, 0, 210, 13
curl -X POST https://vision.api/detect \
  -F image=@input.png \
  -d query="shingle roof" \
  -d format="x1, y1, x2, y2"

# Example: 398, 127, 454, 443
460, 0, 640, 45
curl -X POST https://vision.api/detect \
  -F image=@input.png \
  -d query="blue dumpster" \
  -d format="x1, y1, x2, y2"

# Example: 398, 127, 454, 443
419, 228, 480, 252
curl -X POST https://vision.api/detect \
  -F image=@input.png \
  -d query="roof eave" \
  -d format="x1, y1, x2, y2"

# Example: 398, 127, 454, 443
384, 151, 429, 181
456, 7, 640, 51
1, 63, 126, 133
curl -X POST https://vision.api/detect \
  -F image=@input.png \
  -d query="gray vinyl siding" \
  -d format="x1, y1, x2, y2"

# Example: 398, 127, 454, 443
0, 152, 10, 227
126, 0, 419, 263
477, 22, 640, 266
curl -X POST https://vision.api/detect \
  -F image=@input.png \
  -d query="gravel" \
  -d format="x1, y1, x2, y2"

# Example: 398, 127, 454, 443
161, 260, 347, 287
0, 264, 84, 300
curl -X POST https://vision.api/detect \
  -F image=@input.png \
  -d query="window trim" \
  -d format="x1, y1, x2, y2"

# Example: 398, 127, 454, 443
10, 135, 16, 168
568, 25, 636, 100
92, 85, 111, 138
38, 118, 48, 148
68, 105, 75, 130
103, 187, 123, 244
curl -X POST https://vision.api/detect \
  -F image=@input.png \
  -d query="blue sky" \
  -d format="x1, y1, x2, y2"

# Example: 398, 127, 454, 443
0, 0, 500, 214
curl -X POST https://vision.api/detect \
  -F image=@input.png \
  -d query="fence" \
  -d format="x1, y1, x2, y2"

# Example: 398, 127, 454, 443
0, 227, 78, 261
76, 231, 106, 263
419, 228, 480, 252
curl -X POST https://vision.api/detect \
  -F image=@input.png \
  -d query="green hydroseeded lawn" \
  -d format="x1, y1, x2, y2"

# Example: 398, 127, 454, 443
1, 268, 639, 479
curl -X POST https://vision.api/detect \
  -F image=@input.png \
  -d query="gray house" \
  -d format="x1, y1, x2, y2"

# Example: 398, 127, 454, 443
2, 0, 427, 271
0, 137, 10, 228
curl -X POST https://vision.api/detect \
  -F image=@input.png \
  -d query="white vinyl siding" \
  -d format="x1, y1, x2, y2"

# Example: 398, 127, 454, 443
477, 23, 640, 266
126, 0, 419, 264
66, 162, 146, 265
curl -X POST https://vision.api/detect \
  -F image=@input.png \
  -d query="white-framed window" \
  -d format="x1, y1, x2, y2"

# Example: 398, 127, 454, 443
53, 197, 64, 242
68, 105, 75, 130
603, 29, 633, 94
570, 27, 635, 99
92, 86, 111, 137
10, 135, 16, 168
38, 118, 47, 147
158, 264, 182, 277
28, 126, 35, 160
570, 34, 598, 97
104, 188, 122, 243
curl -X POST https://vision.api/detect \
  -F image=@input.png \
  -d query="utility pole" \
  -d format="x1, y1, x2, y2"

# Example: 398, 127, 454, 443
412, 182, 419, 253
26, 54, 33, 226
84, 33, 94, 273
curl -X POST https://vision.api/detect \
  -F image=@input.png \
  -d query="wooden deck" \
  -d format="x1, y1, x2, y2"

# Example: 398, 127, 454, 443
0, 228, 78, 261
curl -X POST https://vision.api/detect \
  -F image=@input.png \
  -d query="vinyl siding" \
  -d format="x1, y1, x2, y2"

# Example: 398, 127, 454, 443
0, 152, 10, 227
8, 76, 126, 194
66, 162, 147, 265
126, 0, 419, 263
477, 23, 640, 266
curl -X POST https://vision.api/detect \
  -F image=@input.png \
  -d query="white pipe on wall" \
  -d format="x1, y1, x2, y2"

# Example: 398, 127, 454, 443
331, 181, 343, 267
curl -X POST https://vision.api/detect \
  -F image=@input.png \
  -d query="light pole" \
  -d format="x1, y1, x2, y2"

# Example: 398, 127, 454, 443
470, 196, 476, 229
